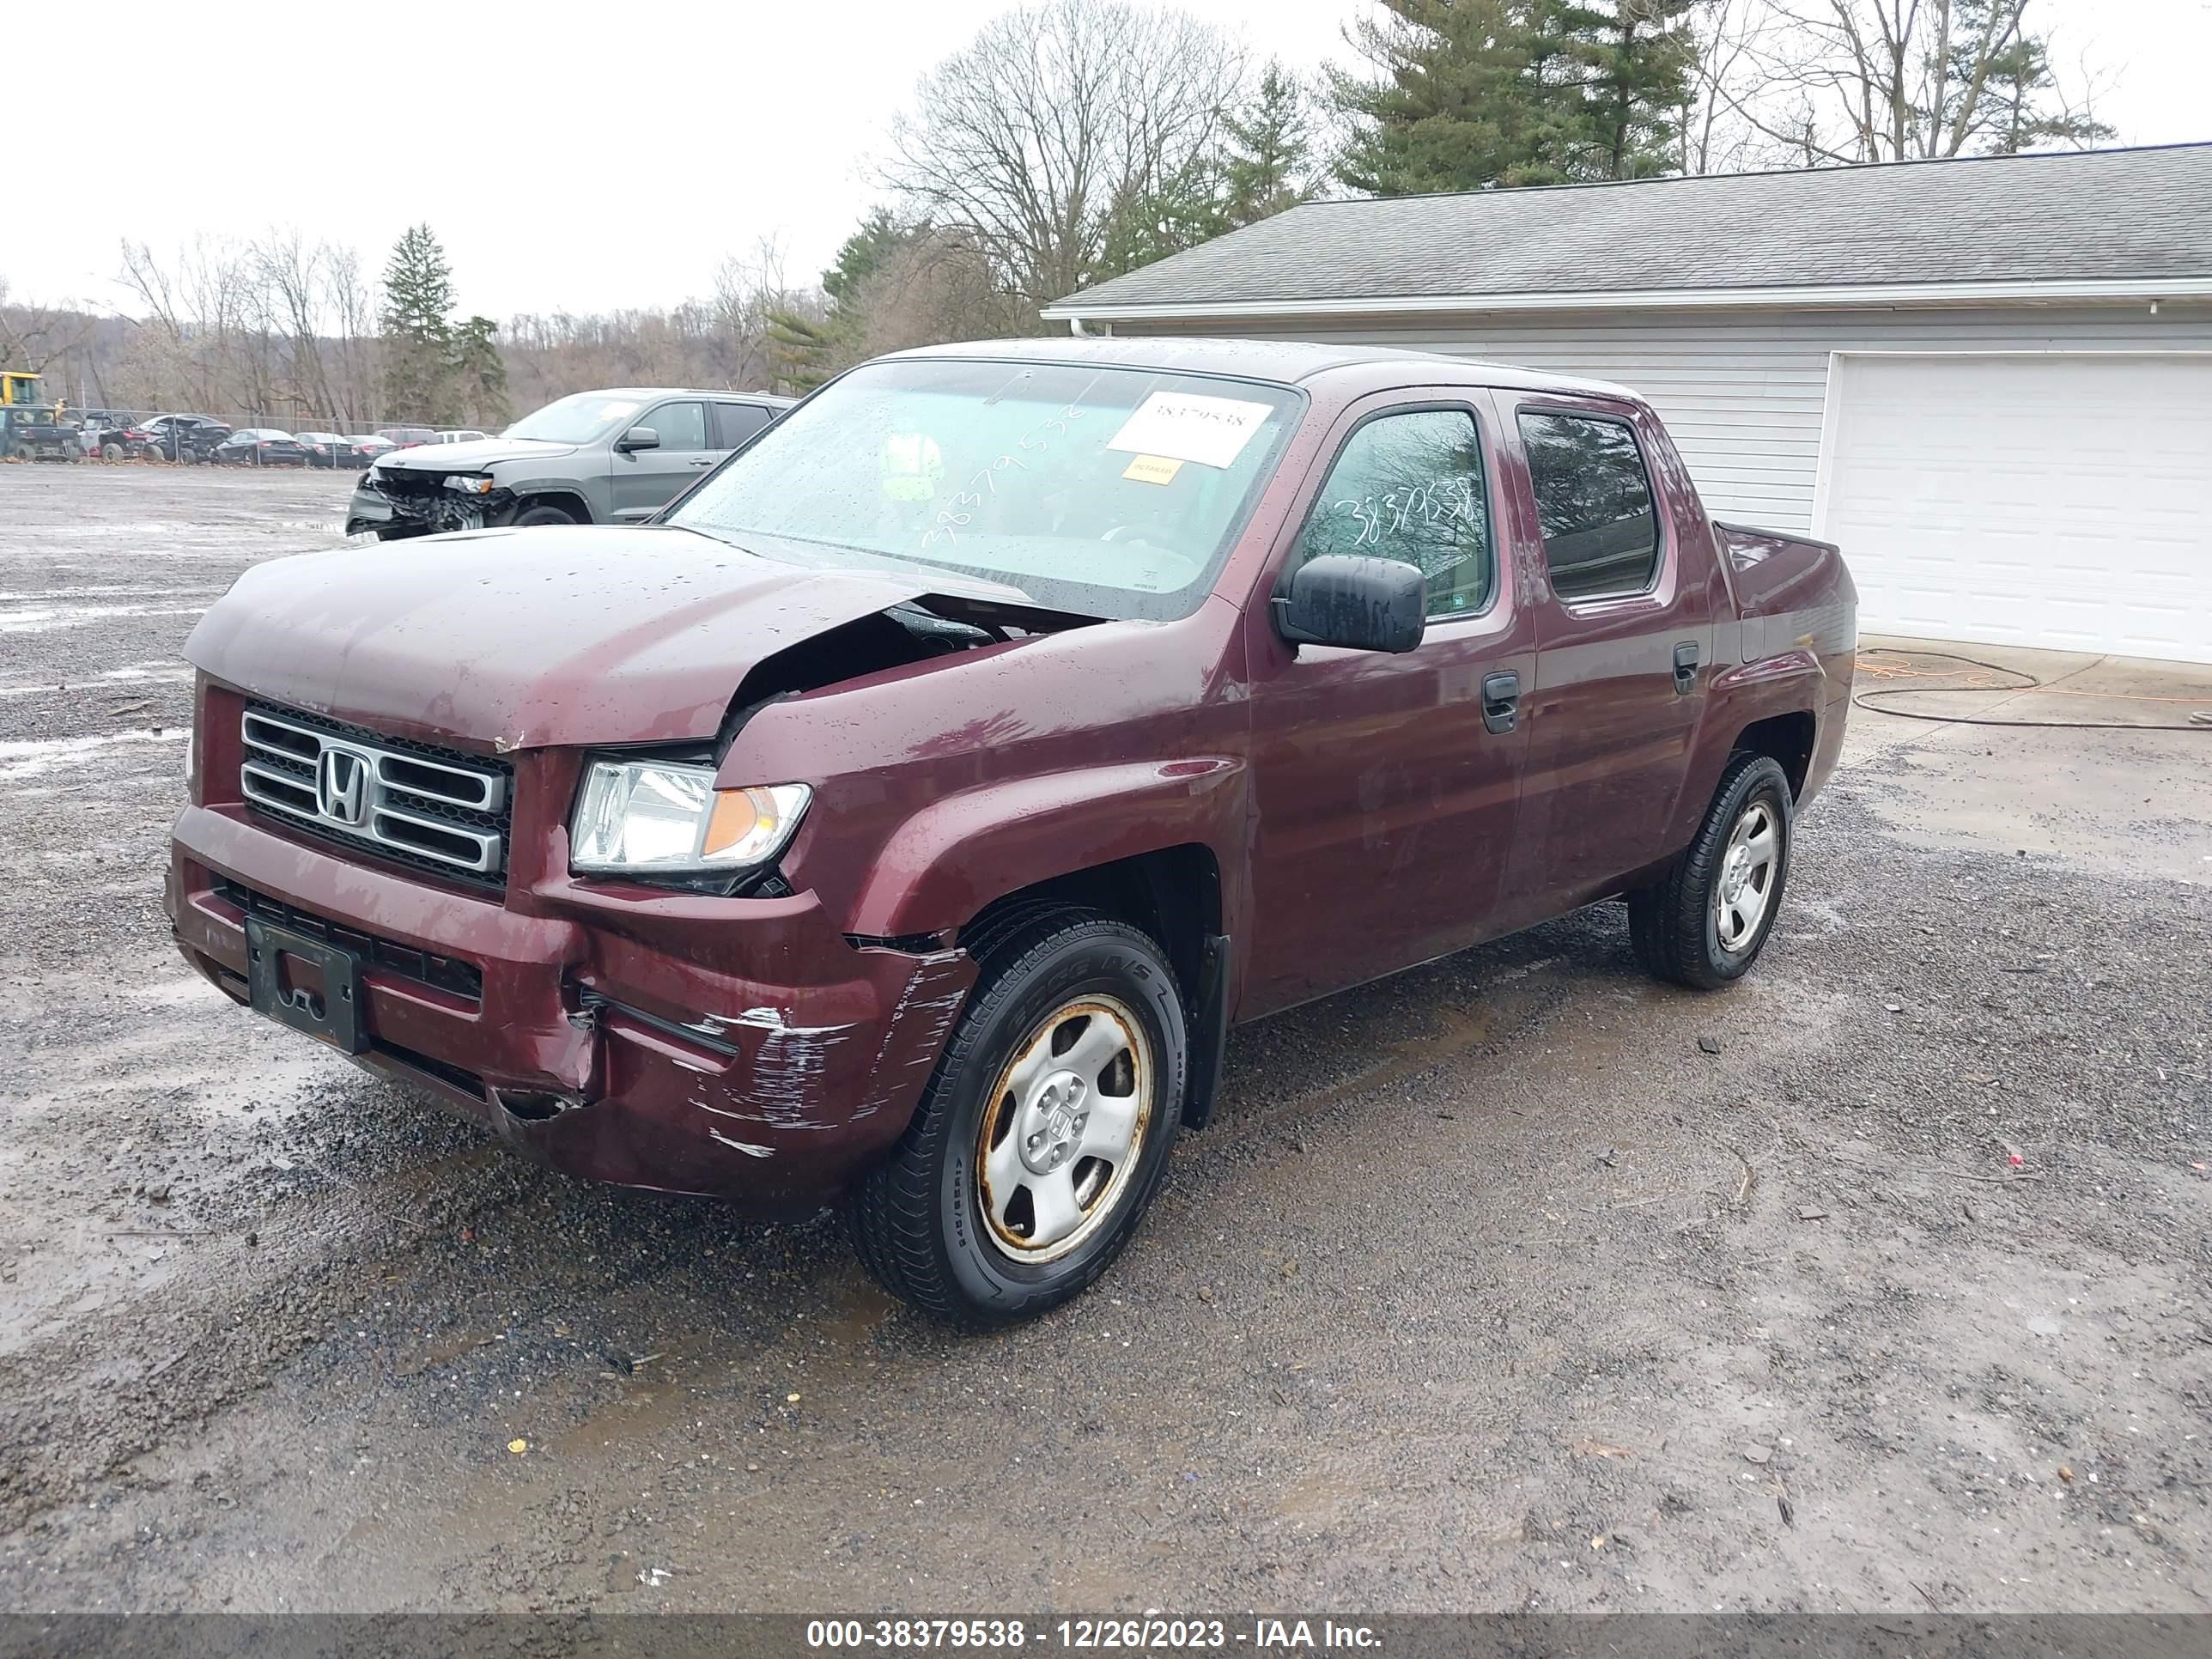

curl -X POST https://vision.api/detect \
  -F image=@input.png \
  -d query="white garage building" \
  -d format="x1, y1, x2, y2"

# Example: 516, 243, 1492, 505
1044, 145, 2212, 664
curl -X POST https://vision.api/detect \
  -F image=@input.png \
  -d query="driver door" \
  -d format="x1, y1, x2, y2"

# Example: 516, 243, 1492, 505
611, 398, 714, 521
1242, 393, 1536, 1017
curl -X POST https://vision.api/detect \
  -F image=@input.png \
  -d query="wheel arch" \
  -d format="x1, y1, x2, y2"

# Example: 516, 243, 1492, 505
945, 841, 1231, 1133
502, 483, 595, 525
1732, 708, 1818, 800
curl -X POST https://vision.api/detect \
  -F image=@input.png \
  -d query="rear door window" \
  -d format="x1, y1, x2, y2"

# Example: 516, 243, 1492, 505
714, 402, 772, 449
1289, 408, 1494, 619
1516, 410, 1661, 601
642, 400, 708, 451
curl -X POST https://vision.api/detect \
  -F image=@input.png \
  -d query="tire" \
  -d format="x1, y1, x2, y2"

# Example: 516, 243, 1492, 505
850, 908, 1188, 1329
507, 502, 579, 528
1627, 751, 1793, 990
100, 442, 126, 462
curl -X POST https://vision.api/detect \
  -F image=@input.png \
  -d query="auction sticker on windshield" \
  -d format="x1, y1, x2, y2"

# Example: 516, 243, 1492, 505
1106, 392, 1274, 470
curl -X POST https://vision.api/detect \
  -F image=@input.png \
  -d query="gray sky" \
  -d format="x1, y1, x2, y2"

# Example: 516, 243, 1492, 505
13, 0, 2208, 320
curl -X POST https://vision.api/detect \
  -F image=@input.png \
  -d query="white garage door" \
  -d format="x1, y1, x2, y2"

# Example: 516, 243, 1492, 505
1816, 353, 2212, 664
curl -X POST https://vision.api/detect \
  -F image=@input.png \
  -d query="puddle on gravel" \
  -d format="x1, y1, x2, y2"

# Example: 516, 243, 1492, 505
0, 726, 188, 781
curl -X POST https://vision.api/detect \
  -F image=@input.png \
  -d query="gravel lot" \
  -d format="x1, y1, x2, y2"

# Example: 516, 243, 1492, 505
0, 464, 2207, 1614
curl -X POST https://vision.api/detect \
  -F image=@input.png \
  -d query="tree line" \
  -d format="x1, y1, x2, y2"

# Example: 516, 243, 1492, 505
4, 0, 2110, 422
774, 0, 2108, 385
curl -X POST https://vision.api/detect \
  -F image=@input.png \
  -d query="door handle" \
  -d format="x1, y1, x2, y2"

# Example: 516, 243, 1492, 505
1481, 670, 1521, 735
1673, 641, 1700, 695
687, 458, 714, 467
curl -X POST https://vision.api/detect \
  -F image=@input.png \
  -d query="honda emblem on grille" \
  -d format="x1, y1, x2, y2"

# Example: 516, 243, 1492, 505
316, 748, 370, 826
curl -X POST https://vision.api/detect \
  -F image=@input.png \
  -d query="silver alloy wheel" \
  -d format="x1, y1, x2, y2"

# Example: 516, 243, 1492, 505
1714, 799, 1780, 952
975, 995, 1152, 1263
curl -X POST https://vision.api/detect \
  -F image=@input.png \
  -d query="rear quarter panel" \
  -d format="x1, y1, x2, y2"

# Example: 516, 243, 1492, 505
1674, 521, 1858, 841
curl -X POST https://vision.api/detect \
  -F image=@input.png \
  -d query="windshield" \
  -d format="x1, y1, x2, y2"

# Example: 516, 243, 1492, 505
502, 393, 647, 445
665, 358, 1303, 621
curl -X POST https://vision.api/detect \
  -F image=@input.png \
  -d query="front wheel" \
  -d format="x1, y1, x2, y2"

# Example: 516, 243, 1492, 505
507, 502, 579, 528
850, 908, 1187, 1328
1627, 751, 1793, 989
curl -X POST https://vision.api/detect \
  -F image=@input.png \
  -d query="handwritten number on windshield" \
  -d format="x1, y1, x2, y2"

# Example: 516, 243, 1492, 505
922, 404, 1086, 550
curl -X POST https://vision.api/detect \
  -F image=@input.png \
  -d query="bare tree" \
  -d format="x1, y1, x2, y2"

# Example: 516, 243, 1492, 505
882, 0, 1249, 315
114, 232, 389, 422
0, 277, 98, 381
1709, 0, 2112, 166
325, 245, 380, 427
854, 230, 1034, 356
1680, 0, 1786, 173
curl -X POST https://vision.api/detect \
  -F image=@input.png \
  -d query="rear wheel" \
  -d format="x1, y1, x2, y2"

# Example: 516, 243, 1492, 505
1627, 751, 1793, 989
100, 441, 127, 462
850, 908, 1187, 1329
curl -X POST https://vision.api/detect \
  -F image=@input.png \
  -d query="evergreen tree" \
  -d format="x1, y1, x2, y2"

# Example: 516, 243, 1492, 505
1101, 64, 1325, 274
1222, 63, 1322, 226
765, 310, 843, 393
1562, 0, 1698, 180
823, 210, 920, 308
381, 223, 456, 422
1954, 2, 2114, 155
447, 314, 510, 428
1330, 0, 1696, 195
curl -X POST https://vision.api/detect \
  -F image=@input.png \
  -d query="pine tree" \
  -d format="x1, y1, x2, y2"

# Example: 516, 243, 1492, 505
824, 210, 920, 309
1560, 0, 1698, 181
1954, 1, 2114, 155
1222, 63, 1321, 227
447, 315, 510, 428
381, 223, 457, 422
1330, 0, 1696, 195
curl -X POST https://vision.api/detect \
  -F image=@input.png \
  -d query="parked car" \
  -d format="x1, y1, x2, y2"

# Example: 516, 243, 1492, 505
350, 434, 398, 464
126, 414, 231, 463
77, 411, 144, 458
213, 428, 311, 466
346, 387, 792, 538
170, 339, 1856, 1328
433, 428, 492, 444
374, 427, 436, 449
297, 432, 371, 469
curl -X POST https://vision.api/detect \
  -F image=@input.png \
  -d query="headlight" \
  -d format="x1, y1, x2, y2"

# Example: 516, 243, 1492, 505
570, 759, 809, 875
443, 474, 495, 494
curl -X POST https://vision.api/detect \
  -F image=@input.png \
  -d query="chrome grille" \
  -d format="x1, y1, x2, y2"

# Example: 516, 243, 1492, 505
240, 703, 510, 886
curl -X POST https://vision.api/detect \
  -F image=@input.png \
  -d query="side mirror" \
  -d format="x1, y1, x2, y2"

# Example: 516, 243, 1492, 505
1272, 555, 1425, 654
615, 427, 659, 453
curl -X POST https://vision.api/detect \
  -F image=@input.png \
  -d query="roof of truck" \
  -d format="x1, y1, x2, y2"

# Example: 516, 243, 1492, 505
885, 336, 1636, 400
590, 386, 797, 404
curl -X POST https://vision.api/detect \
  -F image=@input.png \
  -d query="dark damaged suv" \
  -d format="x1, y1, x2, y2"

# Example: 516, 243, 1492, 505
171, 339, 1855, 1327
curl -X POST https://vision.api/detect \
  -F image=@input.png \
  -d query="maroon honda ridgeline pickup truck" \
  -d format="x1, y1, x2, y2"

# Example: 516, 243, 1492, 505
169, 338, 1855, 1326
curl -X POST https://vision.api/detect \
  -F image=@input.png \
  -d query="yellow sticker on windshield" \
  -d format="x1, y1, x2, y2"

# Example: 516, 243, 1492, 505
1121, 453, 1183, 485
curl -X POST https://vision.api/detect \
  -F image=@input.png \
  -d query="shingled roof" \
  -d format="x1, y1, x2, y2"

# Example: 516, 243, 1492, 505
1045, 144, 2212, 319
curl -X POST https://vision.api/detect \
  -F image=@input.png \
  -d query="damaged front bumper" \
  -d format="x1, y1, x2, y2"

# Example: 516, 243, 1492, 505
166, 799, 975, 1211
346, 475, 503, 538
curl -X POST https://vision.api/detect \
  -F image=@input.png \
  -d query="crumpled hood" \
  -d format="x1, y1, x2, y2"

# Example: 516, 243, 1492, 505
373, 436, 578, 473
185, 525, 1023, 750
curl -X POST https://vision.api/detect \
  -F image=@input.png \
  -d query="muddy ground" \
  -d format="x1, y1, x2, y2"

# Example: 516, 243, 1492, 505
0, 464, 2206, 1614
